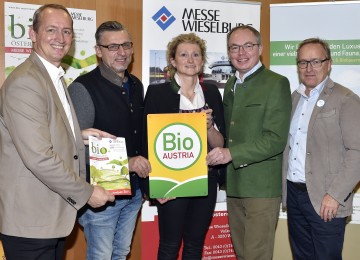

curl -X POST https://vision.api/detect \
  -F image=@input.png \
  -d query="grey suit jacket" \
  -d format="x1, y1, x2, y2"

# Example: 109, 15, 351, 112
0, 53, 93, 238
282, 78, 360, 217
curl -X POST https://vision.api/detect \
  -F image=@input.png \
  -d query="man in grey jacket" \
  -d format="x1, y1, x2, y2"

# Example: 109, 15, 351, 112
282, 38, 360, 260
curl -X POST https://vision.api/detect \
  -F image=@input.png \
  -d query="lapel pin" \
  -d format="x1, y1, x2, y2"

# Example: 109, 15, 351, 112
317, 99, 325, 107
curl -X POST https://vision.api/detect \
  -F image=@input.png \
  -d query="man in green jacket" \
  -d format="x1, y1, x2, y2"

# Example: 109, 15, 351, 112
207, 25, 291, 260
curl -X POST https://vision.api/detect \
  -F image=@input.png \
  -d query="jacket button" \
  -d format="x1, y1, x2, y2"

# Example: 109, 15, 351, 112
74, 155, 78, 160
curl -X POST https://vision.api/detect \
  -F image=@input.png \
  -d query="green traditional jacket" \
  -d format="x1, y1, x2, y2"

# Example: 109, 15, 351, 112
223, 65, 291, 198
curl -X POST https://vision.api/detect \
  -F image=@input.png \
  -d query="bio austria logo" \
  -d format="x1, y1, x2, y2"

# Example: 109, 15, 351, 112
154, 123, 202, 170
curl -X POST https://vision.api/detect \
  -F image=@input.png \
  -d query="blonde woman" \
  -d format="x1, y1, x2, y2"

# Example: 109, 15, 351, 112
144, 33, 225, 260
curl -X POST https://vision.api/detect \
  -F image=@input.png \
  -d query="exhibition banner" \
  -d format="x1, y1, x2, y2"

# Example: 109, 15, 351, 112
142, 0, 261, 90
147, 113, 208, 198
141, 202, 235, 259
270, 1, 360, 223
4, 2, 97, 85
270, 1, 360, 94
142, 0, 260, 258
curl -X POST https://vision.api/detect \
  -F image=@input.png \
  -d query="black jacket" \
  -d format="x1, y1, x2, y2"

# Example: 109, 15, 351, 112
142, 80, 226, 195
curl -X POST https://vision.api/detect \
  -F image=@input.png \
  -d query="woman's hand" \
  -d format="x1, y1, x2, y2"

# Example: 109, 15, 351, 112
203, 108, 214, 130
156, 198, 176, 204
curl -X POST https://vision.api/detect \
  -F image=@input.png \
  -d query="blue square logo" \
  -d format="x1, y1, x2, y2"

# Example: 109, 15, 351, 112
152, 6, 176, 31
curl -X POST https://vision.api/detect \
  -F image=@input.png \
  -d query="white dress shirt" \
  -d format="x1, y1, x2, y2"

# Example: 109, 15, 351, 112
36, 53, 76, 138
233, 61, 262, 92
175, 73, 205, 110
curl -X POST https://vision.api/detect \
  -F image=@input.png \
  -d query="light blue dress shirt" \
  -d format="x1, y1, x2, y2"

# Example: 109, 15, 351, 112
287, 77, 328, 183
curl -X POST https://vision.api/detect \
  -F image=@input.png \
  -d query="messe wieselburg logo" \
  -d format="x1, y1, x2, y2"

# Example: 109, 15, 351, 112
155, 123, 202, 170
152, 6, 176, 31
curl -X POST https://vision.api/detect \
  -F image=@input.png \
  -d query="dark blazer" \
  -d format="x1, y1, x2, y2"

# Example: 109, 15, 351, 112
143, 81, 226, 192
69, 66, 145, 195
0, 53, 93, 238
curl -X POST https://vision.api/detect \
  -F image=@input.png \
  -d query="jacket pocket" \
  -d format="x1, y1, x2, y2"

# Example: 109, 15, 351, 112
317, 109, 336, 118
245, 103, 262, 107
325, 173, 337, 191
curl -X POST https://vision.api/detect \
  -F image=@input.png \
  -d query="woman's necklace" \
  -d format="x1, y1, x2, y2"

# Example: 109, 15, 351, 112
189, 91, 195, 101
182, 90, 195, 102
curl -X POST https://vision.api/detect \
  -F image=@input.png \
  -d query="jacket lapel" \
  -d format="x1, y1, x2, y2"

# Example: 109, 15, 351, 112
30, 53, 77, 143
291, 92, 301, 119
307, 78, 335, 139
62, 77, 83, 145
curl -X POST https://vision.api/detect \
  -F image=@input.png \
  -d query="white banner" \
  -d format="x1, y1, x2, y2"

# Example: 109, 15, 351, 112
142, 0, 260, 258
142, 0, 261, 91
4, 2, 97, 86
270, 1, 360, 223
270, 1, 360, 94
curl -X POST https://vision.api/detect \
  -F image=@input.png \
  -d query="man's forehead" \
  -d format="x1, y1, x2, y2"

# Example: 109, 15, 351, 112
40, 8, 72, 22
101, 31, 131, 41
230, 30, 255, 40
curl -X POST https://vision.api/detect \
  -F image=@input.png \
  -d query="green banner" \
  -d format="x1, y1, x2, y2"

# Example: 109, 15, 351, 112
270, 40, 360, 65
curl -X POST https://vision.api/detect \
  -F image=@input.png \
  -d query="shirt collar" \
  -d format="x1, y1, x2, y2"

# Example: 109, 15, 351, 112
99, 61, 124, 87
296, 76, 329, 98
174, 73, 201, 94
235, 61, 262, 83
35, 52, 65, 83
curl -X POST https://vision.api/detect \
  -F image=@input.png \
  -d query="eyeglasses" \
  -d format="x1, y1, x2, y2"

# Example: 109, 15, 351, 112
297, 58, 329, 69
228, 43, 259, 53
98, 42, 133, 51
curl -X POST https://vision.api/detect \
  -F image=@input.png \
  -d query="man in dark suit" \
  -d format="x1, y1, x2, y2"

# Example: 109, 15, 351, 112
282, 38, 360, 260
207, 25, 291, 259
0, 4, 114, 260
